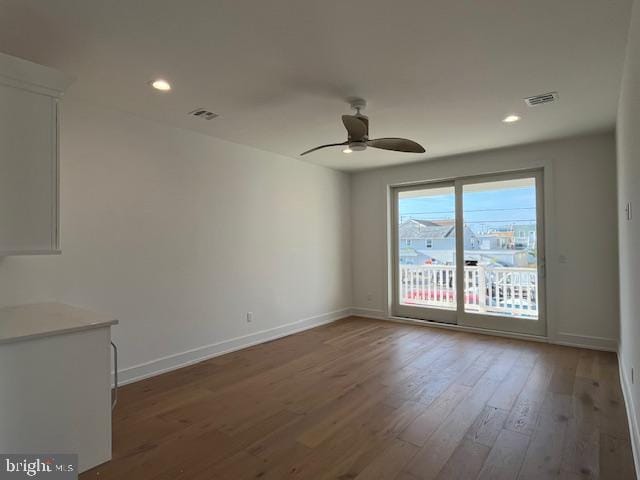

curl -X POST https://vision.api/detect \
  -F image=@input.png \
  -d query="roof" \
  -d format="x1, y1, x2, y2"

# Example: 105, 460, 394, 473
412, 219, 440, 227
430, 219, 456, 227
399, 219, 454, 239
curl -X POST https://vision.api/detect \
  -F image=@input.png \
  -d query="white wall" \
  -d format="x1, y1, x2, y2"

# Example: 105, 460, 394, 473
0, 95, 622, 386
617, 0, 640, 467
0, 96, 352, 383
351, 132, 619, 349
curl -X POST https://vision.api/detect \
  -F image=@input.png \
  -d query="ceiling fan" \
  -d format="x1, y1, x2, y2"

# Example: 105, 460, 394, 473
300, 99, 425, 156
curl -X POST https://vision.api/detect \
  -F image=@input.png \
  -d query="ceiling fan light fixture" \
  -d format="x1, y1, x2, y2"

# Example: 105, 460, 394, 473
149, 78, 172, 91
350, 142, 367, 152
502, 114, 520, 123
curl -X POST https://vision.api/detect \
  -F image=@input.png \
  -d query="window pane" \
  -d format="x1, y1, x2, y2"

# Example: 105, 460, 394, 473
398, 186, 456, 310
462, 178, 538, 319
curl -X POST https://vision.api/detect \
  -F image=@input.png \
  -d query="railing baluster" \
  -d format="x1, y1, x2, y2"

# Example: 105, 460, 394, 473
464, 268, 468, 308
493, 271, 498, 309
445, 269, 449, 305
478, 267, 485, 312
467, 269, 471, 309
450, 268, 454, 306
452, 266, 456, 306
412, 270, 416, 303
530, 274, 535, 312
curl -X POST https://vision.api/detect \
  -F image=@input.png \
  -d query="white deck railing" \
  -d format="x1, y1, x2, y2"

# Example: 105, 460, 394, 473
399, 264, 538, 318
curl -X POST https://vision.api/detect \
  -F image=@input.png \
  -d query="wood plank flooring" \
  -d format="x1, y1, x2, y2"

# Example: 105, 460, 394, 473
80, 317, 636, 480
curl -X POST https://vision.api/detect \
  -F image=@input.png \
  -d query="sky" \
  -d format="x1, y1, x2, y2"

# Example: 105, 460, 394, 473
399, 185, 537, 235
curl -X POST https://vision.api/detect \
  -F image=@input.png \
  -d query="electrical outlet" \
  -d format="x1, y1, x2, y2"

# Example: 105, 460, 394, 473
246, 312, 253, 323
366, 293, 373, 302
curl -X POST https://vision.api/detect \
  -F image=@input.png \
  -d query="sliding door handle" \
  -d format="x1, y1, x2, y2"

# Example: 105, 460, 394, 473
111, 341, 118, 410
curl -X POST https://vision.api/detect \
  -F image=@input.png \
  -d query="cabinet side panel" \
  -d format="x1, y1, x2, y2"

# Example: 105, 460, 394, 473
0, 327, 112, 472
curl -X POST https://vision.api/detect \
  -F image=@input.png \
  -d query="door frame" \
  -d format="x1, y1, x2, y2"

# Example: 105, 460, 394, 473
389, 168, 547, 337
456, 169, 546, 336
390, 180, 458, 324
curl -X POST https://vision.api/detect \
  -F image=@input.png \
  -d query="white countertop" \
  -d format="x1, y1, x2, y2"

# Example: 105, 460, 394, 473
0, 302, 118, 345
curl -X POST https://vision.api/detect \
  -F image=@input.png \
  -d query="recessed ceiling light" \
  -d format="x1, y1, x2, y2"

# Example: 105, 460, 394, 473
149, 79, 171, 91
342, 147, 353, 154
502, 114, 520, 123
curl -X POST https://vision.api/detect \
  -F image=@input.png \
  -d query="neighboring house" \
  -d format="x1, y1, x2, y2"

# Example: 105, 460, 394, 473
480, 228, 515, 249
513, 224, 536, 249
476, 234, 504, 250
398, 219, 478, 265
464, 250, 529, 267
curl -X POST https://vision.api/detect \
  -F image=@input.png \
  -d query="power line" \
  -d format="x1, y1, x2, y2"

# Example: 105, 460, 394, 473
463, 220, 536, 224
399, 218, 535, 223
399, 207, 535, 215
399, 217, 536, 225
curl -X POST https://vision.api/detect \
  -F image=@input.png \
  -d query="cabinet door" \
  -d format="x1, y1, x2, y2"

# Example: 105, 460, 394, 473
0, 83, 59, 254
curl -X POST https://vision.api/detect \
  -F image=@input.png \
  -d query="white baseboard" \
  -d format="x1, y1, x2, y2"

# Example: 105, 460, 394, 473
618, 349, 640, 476
553, 332, 618, 352
351, 307, 387, 320
115, 308, 351, 386
351, 307, 617, 352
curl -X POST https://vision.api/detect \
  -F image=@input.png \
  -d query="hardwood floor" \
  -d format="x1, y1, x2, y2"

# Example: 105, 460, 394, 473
80, 317, 636, 480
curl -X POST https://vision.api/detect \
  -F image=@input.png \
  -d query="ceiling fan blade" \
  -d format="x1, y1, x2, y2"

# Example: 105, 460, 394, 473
367, 137, 425, 153
300, 141, 348, 156
342, 115, 367, 140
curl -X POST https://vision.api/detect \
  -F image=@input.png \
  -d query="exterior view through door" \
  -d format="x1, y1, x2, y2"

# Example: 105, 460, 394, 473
392, 170, 545, 336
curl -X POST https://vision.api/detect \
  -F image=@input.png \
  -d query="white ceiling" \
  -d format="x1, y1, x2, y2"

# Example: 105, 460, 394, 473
0, 0, 632, 171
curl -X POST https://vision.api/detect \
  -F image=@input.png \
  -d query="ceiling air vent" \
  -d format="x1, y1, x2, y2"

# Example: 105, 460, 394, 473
188, 108, 219, 120
524, 92, 559, 107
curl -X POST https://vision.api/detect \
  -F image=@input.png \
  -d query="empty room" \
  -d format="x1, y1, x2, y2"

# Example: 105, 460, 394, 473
1, 0, 640, 479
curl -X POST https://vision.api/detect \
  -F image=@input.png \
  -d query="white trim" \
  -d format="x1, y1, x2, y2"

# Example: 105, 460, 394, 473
0, 249, 62, 257
351, 308, 617, 351
0, 51, 73, 97
351, 307, 387, 320
114, 308, 351, 386
554, 331, 618, 352
618, 349, 640, 475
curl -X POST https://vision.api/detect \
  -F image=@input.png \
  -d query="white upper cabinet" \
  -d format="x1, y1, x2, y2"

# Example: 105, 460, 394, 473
0, 53, 72, 255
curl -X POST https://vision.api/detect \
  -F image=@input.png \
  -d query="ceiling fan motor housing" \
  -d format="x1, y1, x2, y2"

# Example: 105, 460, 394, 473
299, 98, 425, 156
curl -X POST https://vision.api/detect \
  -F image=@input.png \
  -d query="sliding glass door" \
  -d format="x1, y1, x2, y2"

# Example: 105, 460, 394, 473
391, 170, 546, 336
392, 182, 458, 323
